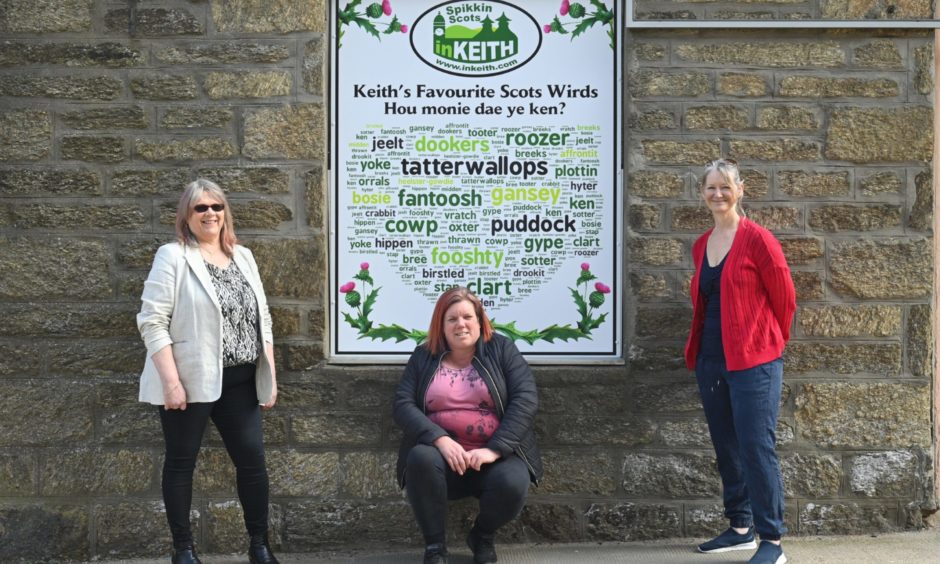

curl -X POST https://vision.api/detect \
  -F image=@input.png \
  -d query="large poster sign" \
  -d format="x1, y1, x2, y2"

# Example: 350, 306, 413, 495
330, 0, 621, 361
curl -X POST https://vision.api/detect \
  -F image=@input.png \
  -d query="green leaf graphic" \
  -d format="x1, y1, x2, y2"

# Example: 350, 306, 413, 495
539, 324, 587, 343
408, 328, 428, 342
571, 16, 600, 39
342, 311, 361, 331
340, 0, 362, 24
352, 16, 380, 39
362, 287, 380, 319
570, 287, 588, 318
364, 324, 425, 343
588, 312, 608, 331
590, 0, 609, 13
492, 321, 543, 345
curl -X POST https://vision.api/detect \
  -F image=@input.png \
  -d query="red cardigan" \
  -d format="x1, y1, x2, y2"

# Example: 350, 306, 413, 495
685, 218, 796, 371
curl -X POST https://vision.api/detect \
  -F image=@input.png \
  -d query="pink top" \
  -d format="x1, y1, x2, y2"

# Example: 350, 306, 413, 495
425, 364, 500, 450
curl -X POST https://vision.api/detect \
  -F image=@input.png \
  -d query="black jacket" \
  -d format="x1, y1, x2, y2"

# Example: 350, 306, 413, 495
393, 333, 543, 487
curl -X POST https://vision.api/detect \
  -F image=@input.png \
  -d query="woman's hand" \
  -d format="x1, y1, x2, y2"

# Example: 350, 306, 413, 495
163, 381, 187, 410
465, 448, 500, 471
261, 342, 277, 410
152, 347, 186, 410
261, 382, 277, 410
433, 435, 468, 475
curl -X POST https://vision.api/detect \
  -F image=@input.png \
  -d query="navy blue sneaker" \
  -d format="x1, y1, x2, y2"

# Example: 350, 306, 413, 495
748, 541, 786, 564
697, 527, 757, 553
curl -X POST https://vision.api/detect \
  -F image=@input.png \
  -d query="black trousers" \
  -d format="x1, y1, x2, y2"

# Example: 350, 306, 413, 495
158, 364, 269, 549
405, 443, 530, 545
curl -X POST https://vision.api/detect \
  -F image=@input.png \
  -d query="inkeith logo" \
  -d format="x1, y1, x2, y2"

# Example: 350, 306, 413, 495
410, 1, 541, 77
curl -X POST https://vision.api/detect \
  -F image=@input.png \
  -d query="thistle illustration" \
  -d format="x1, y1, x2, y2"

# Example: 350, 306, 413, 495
338, 0, 408, 48
544, 0, 615, 50
339, 263, 611, 345
571, 262, 609, 334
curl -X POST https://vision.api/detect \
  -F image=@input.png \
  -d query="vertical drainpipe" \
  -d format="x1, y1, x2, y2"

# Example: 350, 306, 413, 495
933, 19, 940, 506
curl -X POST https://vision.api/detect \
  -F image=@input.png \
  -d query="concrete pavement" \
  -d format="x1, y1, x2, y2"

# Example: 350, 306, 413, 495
95, 528, 940, 563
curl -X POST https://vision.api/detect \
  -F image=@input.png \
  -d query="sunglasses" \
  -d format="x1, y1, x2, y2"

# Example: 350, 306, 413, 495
193, 203, 224, 213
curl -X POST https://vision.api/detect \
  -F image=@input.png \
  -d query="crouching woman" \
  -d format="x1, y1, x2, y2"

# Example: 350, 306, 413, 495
393, 287, 543, 564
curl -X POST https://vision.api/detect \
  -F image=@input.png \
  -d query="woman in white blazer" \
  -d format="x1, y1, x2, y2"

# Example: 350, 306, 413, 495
138, 179, 279, 564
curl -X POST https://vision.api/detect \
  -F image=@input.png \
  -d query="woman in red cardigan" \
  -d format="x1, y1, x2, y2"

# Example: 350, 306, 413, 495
685, 159, 795, 564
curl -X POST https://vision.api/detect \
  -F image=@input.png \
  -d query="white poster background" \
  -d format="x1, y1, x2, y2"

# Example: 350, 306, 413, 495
330, 0, 622, 361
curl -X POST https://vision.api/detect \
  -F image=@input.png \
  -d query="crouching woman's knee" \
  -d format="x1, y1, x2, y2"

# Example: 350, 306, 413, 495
406, 443, 446, 478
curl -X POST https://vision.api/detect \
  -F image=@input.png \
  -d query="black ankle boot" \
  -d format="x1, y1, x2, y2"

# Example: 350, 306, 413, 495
170, 545, 202, 564
467, 525, 497, 564
248, 533, 279, 564
423, 542, 447, 564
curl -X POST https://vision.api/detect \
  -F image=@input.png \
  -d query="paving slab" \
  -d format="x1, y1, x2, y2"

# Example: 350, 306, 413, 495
93, 528, 940, 563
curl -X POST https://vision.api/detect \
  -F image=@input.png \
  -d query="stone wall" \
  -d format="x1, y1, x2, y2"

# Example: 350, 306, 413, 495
0, 0, 935, 560
627, 12, 936, 548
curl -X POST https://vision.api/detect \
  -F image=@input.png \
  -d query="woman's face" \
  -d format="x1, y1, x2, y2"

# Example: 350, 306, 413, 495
443, 299, 480, 353
701, 169, 743, 216
187, 191, 225, 245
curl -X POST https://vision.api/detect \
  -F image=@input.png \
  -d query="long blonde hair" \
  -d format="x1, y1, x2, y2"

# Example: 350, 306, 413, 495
174, 179, 237, 257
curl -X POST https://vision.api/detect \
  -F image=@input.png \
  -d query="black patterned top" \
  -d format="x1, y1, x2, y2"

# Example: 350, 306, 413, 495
204, 260, 260, 367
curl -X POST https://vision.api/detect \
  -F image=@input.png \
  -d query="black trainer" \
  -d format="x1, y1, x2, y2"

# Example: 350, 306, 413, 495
697, 526, 757, 553
466, 526, 497, 564
423, 542, 447, 564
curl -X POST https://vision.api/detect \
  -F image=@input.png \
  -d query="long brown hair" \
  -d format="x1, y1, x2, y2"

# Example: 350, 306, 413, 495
425, 287, 494, 356
175, 178, 237, 257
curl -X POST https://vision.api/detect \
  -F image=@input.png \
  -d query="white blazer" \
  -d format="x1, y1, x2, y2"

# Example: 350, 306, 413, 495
137, 242, 275, 405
